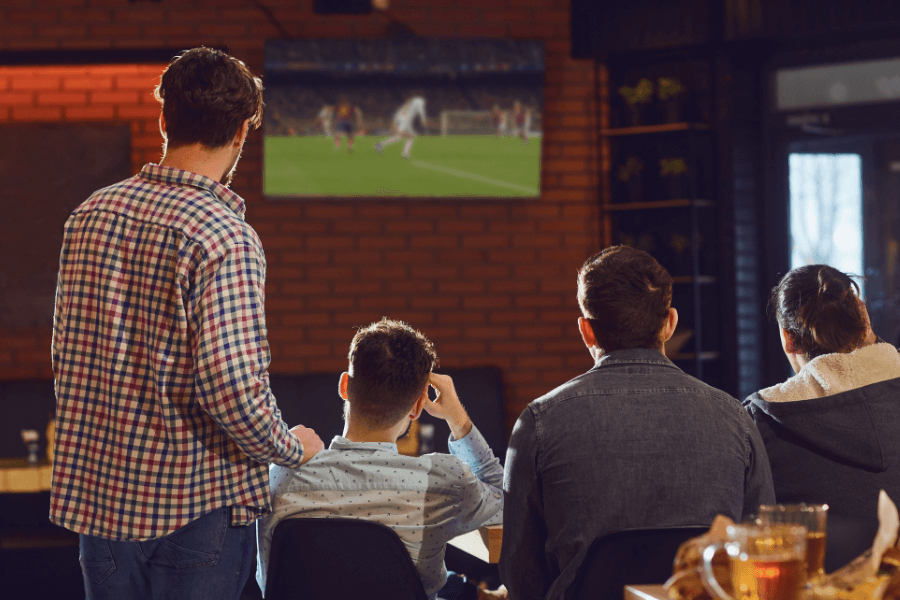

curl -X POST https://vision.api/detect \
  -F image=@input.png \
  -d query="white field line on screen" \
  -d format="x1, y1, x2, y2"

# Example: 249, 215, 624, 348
410, 160, 538, 195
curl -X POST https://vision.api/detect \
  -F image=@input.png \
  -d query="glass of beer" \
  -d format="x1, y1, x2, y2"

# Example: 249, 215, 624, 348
701, 523, 808, 600
757, 503, 828, 580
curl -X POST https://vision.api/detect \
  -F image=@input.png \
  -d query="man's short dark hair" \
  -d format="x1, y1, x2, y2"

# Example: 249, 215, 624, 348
346, 318, 438, 429
154, 47, 263, 149
577, 246, 674, 352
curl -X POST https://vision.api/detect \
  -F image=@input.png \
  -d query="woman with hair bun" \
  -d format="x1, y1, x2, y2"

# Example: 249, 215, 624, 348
743, 264, 900, 519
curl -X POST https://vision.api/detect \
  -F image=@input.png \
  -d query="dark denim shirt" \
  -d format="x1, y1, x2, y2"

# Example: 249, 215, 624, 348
500, 349, 775, 600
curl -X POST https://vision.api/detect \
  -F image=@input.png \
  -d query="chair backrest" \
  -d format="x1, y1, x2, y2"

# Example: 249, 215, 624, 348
824, 512, 880, 574
265, 517, 429, 600
568, 526, 710, 600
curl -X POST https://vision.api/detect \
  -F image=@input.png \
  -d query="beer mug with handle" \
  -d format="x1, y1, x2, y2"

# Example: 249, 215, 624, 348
701, 523, 808, 600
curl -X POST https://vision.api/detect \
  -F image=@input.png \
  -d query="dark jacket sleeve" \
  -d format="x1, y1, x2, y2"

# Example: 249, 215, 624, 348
741, 408, 776, 517
500, 406, 553, 600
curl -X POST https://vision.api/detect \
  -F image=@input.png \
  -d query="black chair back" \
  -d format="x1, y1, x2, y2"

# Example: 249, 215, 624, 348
824, 513, 880, 574
265, 517, 428, 600
568, 526, 710, 600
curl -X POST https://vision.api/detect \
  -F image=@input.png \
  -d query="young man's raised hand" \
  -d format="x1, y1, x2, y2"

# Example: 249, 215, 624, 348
424, 373, 472, 440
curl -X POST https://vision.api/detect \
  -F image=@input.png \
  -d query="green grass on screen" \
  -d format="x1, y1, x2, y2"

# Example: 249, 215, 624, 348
264, 134, 541, 198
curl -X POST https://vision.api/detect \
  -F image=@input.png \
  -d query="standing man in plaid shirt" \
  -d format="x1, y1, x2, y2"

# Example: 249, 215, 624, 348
50, 47, 324, 600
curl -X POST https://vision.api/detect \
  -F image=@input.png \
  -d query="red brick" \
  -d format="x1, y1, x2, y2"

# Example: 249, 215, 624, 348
306, 204, 355, 219
37, 24, 88, 37
516, 295, 564, 308
384, 250, 433, 263
438, 341, 488, 356
489, 340, 540, 354
197, 24, 249, 36
113, 8, 168, 23
438, 311, 487, 324
7, 10, 58, 23
461, 234, 509, 249
358, 204, 407, 219
463, 264, 509, 278
0, 91, 35, 106
357, 295, 410, 310
489, 310, 538, 323
11, 76, 60, 91
409, 234, 457, 249
411, 296, 461, 309
90, 90, 140, 104
65, 106, 116, 120
408, 205, 455, 218
488, 249, 538, 262
280, 220, 329, 234
484, 10, 533, 22
0, 25, 34, 38
410, 265, 459, 279
385, 220, 434, 234
463, 296, 511, 310
307, 296, 354, 310
390, 280, 437, 294
37, 90, 88, 105
306, 235, 354, 250
116, 105, 161, 119
334, 220, 383, 234
332, 250, 384, 264
280, 250, 330, 264
438, 281, 484, 294
490, 280, 537, 293
460, 205, 508, 218
333, 281, 382, 294
359, 266, 408, 279
12, 106, 62, 120
280, 281, 330, 296
359, 236, 407, 249
307, 266, 355, 280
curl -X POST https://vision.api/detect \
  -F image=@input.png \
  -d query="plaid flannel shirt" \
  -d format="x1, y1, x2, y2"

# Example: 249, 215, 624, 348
51, 164, 304, 541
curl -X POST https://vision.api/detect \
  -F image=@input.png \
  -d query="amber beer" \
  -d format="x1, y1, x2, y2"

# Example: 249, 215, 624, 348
701, 524, 808, 600
757, 504, 828, 580
730, 556, 806, 600
804, 531, 827, 579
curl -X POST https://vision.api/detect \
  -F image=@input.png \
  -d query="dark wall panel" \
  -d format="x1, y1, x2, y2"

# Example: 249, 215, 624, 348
0, 123, 131, 328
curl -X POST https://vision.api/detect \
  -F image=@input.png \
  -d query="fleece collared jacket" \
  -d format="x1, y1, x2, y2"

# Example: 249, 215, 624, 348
742, 343, 900, 518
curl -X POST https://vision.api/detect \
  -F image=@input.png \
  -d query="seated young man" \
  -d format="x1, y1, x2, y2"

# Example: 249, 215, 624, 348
256, 318, 503, 600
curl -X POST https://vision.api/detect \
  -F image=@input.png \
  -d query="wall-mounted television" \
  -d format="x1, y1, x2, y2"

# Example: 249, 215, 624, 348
264, 38, 544, 198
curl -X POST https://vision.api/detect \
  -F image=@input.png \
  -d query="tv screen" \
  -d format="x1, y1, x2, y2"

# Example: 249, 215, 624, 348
264, 38, 544, 198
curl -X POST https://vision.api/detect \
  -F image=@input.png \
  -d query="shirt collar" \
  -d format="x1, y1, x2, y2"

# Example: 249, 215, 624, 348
590, 347, 680, 370
139, 164, 246, 219
328, 435, 398, 453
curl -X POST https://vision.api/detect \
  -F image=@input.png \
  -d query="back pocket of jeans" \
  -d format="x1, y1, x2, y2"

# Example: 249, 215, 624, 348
159, 508, 227, 569
79, 536, 116, 584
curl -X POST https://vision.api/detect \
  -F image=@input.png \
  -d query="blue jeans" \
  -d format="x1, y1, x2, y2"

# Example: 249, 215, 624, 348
79, 507, 255, 600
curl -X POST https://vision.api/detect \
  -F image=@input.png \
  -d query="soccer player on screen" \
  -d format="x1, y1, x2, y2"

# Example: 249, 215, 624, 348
314, 104, 334, 137
512, 100, 531, 144
491, 104, 507, 137
376, 96, 427, 159
334, 97, 364, 153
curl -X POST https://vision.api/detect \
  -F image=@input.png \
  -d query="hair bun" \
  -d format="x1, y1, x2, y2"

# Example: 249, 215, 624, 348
817, 266, 849, 301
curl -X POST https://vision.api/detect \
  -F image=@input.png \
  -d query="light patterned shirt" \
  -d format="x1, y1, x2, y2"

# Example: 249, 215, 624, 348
257, 425, 503, 600
51, 164, 305, 541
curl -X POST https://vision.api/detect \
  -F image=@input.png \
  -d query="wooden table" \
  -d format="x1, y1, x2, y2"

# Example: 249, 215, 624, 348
448, 524, 503, 563
625, 584, 669, 600
0, 459, 51, 494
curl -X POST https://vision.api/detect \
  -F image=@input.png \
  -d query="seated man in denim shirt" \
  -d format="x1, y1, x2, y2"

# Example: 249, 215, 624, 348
257, 318, 503, 600
500, 246, 775, 600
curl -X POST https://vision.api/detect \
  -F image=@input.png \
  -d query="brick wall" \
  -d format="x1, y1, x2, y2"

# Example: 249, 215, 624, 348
0, 0, 600, 434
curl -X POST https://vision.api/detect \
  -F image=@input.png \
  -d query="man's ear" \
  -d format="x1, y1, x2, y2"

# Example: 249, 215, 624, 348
409, 386, 428, 421
662, 307, 678, 342
338, 372, 350, 401
578, 316, 598, 349
234, 118, 251, 147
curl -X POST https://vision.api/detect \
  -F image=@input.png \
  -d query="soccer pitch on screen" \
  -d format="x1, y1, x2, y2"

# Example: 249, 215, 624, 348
264, 134, 541, 198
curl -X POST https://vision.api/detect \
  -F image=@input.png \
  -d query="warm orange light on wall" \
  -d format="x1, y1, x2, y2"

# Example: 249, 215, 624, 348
0, 64, 167, 175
